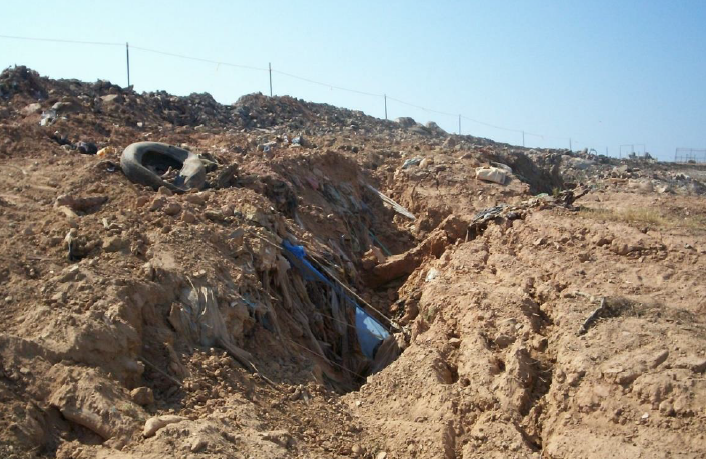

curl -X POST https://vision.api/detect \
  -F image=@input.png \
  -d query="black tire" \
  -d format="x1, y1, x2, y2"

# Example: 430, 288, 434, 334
120, 142, 205, 192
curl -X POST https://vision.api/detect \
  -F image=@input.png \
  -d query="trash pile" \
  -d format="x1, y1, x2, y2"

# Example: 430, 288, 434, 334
558, 149, 706, 195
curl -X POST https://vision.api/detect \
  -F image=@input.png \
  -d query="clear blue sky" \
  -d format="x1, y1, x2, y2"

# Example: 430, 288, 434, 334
2, 1, 705, 160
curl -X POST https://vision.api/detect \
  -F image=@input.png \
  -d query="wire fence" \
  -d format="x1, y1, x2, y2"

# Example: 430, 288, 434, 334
0, 33, 655, 158
674, 148, 706, 164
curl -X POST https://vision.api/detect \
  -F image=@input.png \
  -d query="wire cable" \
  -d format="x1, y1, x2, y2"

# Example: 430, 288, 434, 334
129, 45, 269, 72
245, 229, 402, 332
0, 34, 122, 47
272, 69, 383, 98
283, 337, 365, 379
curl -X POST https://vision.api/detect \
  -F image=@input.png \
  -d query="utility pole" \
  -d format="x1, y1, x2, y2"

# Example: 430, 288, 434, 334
522, 131, 525, 147
268, 63, 273, 97
605, 147, 608, 157
458, 115, 461, 135
384, 94, 387, 120
569, 138, 572, 151
125, 42, 130, 88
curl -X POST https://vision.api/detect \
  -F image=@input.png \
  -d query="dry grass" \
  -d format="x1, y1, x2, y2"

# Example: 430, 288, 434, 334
579, 207, 667, 225
579, 206, 706, 231
682, 214, 706, 231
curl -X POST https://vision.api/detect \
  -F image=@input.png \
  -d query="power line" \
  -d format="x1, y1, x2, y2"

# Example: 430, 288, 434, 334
272, 68, 382, 98
0, 34, 122, 47
129, 45, 269, 72
386, 96, 456, 117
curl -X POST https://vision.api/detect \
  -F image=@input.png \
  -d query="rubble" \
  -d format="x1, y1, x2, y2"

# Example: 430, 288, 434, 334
143, 415, 187, 438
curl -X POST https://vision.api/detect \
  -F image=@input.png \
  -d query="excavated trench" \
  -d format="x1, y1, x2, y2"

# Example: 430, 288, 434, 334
3, 67, 706, 458
54, 148, 571, 452
126, 133, 568, 402
176, 180, 417, 395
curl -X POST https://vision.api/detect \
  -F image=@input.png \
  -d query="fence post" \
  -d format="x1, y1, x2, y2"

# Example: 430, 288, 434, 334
269, 63, 273, 97
384, 94, 387, 120
125, 42, 130, 88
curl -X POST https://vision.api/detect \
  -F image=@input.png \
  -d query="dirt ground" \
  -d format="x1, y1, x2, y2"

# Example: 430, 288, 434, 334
1, 66, 705, 458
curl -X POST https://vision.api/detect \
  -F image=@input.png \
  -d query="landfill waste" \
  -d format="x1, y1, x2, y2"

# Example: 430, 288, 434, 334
490, 161, 513, 173
476, 166, 508, 184
282, 240, 390, 359
39, 108, 57, 126
366, 184, 416, 220
0, 66, 705, 459
354, 306, 389, 359
120, 141, 207, 192
96, 146, 116, 157
401, 157, 422, 169
77, 141, 98, 155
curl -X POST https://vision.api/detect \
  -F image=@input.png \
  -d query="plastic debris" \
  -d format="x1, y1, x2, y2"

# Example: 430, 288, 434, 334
96, 146, 116, 157
476, 166, 507, 185
365, 184, 416, 220
77, 141, 98, 155
402, 157, 422, 169
39, 109, 57, 126
282, 240, 390, 359
425, 268, 440, 282
355, 306, 389, 359
490, 162, 513, 174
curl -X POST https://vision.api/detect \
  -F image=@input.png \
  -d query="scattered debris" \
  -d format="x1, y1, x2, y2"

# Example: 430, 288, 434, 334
401, 157, 422, 169
476, 166, 508, 184
120, 141, 207, 192
578, 297, 608, 335
366, 184, 416, 220
76, 141, 98, 155
143, 415, 187, 438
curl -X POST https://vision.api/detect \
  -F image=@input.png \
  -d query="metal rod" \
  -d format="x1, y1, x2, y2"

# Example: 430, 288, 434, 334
268, 62, 273, 97
125, 42, 130, 87
458, 114, 461, 135
384, 94, 387, 120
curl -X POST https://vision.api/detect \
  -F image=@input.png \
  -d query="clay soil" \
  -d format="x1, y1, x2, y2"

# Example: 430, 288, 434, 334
1, 67, 705, 458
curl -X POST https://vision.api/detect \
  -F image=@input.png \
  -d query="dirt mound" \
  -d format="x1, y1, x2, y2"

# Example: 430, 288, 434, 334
1, 67, 705, 458
347, 194, 706, 457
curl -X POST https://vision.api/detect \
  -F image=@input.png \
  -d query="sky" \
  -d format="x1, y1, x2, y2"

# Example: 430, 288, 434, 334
1, 1, 705, 160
